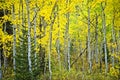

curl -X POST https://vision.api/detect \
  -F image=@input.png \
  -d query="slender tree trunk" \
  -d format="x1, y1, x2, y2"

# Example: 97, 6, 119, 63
68, 37, 70, 70
66, 12, 70, 71
26, 0, 32, 72
3, 56, 7, 69
87, 7, 92, 73
12, 4, 16, 73
48, 18, 52, 80
79, 41, 84, 80
64, 0, 69, 70
101, 2, 108, 73
65, 0, 70, 71
39, 16, 46, 75
48, 2, 57, 79
64, 26, 67, 69
91, 45, 94, 64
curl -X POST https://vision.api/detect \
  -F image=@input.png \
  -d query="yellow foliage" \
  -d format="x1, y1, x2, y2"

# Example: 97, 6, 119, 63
2, 34, 13, 57
3, 15, 9, 21
110, 67, 119, 78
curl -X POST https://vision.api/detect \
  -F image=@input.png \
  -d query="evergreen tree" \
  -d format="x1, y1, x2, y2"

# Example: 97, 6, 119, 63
15, 27, 31, 80
15, 27, 40, 80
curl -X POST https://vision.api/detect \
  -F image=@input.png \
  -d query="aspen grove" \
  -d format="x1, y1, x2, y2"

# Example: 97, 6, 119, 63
0, 0, 120, 80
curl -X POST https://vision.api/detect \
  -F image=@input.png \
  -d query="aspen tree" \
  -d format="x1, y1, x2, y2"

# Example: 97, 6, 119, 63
26, 0, 32, 72
111, 10, 115, 67
87, 6, 92, 73
48, 1, 57, 79
12, 4, 16, 73
66, 0, 70, 71
64, 0, 70, 71
56, 4, 61, 71
101, 2, 108, 73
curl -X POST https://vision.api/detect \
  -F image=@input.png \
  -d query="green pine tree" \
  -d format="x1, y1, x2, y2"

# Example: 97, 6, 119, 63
15, 27, 40, 80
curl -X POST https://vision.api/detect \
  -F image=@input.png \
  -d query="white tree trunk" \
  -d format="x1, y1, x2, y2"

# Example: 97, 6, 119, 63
64, 29, 67, 69
65, 0, 70, 71
68, 37, 70, 70
66, 10, 70, 71
101, 3, 108, 73
12, 5, 16, 73
87, 7, 92, 73
48, 2, 58, 79
26, 0, 32, 72
48, 20, 52, 80
57, 5, 61, 71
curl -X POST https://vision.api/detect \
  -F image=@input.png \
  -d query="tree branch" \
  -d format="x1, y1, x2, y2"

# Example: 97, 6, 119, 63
70, 39, 95, 67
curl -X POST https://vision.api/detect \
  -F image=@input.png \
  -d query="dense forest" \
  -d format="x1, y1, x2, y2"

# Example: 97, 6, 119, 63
0, 0, 120, 80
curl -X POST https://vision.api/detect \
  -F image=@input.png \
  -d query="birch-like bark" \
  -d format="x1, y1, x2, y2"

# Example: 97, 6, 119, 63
64, 24, 67, 69
39, 16, 46, 74
12, 5, 16, 73
48, 13, 55, 80
48, 7, 53, 80
65, 0, 70, 71
68, 37, 70, 70
48, 22, 52, 80
48, 2, 57, 79
101, 2, 108, 73
66, 12, 70, 71
26, 0, 32, 72
87, 7, 92, 73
